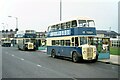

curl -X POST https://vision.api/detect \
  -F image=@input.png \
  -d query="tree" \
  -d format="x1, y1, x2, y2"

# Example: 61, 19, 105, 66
2, 30, 4, 33
6, 29, 8, 33
10, 29, 13, 32
15, 28, 18, 32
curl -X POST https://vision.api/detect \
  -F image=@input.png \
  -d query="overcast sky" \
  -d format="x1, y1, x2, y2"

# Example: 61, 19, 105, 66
0, 0, 119, 32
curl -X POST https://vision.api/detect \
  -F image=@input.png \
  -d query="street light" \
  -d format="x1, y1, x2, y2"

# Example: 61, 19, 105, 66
1, 23, 5, 30
8, 16, 18, 32
60, 0, 62, 21
1, 23, 5, 38
8, 16, 18, 47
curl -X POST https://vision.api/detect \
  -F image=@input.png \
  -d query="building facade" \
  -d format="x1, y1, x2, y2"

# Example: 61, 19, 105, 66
97, 30, 120, 47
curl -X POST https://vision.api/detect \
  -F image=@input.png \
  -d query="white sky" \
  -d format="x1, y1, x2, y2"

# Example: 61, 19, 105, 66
0, 0, 119, 32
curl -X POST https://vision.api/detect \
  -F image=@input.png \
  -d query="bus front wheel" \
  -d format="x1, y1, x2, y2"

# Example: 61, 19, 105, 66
51, 49, 56, 58
72, 52, 79, 63
92, 55, 98, 63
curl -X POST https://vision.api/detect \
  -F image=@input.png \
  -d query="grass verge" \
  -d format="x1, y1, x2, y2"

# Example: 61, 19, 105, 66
110, 47, 120, 56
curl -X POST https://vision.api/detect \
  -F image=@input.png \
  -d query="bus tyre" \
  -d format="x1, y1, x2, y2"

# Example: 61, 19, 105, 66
72, 52, 79, 63
51, 49, 56, 58
18, 46, 20, 50
23, 46, 27, 51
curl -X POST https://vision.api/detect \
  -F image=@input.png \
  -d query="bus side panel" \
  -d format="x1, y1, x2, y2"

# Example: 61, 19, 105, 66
60, 46, 82, 57
47, 46, 82, 58
47, 46, 60, 56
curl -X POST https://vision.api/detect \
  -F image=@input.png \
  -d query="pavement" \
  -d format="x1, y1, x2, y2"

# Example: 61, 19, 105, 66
98, 55, 120, 65
38, 49, 120, 65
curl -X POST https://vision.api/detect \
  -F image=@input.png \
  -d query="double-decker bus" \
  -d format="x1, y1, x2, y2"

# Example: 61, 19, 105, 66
46, 17, 99, 63
16, 30, 37, 51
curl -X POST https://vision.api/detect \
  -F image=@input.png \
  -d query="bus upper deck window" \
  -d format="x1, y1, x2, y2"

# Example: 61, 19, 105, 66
51, 25, 56, 31
72, 20, 77, 27
61, 23, 64, 29
78, 20, 87, 27
56, 24, 61, 30
56, 25, 59, 30
87, 20, 95, 27
48, 26, 51, 32
66, 22, 70, 28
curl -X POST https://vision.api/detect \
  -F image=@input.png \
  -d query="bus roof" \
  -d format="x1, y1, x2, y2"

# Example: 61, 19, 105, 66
48, 17, 94, 27
17, 30, 36, 34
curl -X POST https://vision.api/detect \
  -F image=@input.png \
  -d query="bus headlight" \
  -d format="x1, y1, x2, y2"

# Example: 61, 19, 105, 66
94, 51, 96, 53
83, 51, 86, 54
25, 45, 27, 47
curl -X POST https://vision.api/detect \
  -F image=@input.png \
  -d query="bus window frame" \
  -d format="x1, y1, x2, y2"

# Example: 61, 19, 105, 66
87, 20, 95, 27
65, 40, 71, 46
52, 40, 55, 45
78, 20, 87, 27
60, 40, 64, 46
61, 23, 66, 30
71, 20, 77, 28
66, 22, 71, 29
88, 37, 94, 45
80, 37, 87, 45
75, 37, 79, 46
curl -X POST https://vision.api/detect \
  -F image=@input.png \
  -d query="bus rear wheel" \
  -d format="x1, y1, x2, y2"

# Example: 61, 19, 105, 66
18, 46, 20, 50
51, 49, 56, 58
72, 52, 79, 63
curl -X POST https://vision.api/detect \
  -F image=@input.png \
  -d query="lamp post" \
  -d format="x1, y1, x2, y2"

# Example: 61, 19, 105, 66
60, 0, 62, 21
1, 23, 5, 38
2, 23, 5, 30
8, 16, 18, 32
8, 16, 18, 47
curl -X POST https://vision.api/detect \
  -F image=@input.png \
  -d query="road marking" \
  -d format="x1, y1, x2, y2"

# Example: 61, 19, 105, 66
37, 64, 42, 67
10, 54, 25, 61
11, 54, 14, 57
5, 52, 43, 69
21, 58, 24, 61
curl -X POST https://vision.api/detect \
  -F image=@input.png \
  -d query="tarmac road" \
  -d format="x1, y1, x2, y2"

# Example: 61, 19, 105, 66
2, 47, 119, 79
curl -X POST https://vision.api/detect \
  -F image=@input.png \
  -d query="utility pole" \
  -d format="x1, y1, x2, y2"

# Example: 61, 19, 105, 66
8, 16, 18, 47
60, 0, 62, 21
8, 16, 18, 33
2, 23, 5, 38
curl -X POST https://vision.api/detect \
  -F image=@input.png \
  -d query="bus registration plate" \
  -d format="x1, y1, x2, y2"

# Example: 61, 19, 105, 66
88, 58, 92, 60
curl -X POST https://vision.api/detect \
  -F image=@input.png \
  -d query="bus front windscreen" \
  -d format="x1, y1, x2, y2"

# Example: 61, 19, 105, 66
80, 37, 87, 45
88, 37, 94, 45
25, 39, 30, 42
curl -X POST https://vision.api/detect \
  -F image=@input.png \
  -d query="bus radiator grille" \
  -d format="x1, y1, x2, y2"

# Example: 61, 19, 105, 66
86, 47, 93, 58
29, 44, 33, 48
